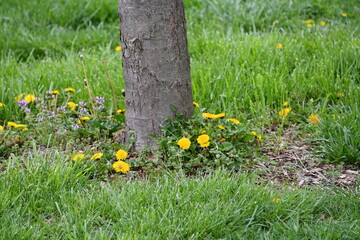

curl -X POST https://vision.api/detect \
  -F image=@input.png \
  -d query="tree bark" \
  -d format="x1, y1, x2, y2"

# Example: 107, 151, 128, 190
118, 0, 193, 150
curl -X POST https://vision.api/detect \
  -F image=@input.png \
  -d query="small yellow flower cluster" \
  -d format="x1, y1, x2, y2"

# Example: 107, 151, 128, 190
113, 149, 130, 173
7, 121, 27, 129
202, 112, 225, 119
278, 107, 292, 117
15, 94, 36, 103
276, 43, 283, 49
308, 114, 319, 125
65, 88, 75, 93
116, 109, 126, 114
67, 102, 77, 111
178, 138, 191, 150
197, 134, 210, 148
115, 46, 122, 51
227, 118, 240, 124
0, 102, 5, 107
304, 19, 327, 27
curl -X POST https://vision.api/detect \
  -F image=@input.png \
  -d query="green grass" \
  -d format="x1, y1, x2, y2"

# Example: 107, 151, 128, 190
1, 149, 359, 239
1, 0, 360, 238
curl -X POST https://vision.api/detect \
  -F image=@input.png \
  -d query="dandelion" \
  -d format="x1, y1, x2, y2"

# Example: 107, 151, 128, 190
116, 149, 128, 160
251, 131, 257, 135
202, 113, 225, 119
341, 13, 347, 17
115, 46, 122, 51
15, 94, 23, 102
49, 90, 60, 95
200, 141, 210, 148
192, 102, 199, 107
197, 134, 210, 144
278, 107, 292, 117
73, 153, 85, 161
67, 102, 77, 111
0, 126, 3, 131
304, 19, 314, 24
177, 138, 191, 150
80, 116, 90, 121
7, 122, 17, 127
227, 118, 240, 124
116, 109, 126, 114
24, 94, 35, 103
14, 124, 27, 129
283, 101, 289, 107
272, 198, 281, 203
200, 130, 206, 134
276, 43, 283, 49
90, 153, 103, 160
218, 125, 225, 130
256, 135, 263, 141
308, 114, 320, 125
319, 21, 326, 26
113, 160, 130, 173
0, 103, 5, 107
65, 88, 75, 92
220, 138, 226, 142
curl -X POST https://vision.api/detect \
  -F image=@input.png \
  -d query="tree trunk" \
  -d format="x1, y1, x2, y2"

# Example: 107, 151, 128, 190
118, 0, 193, 150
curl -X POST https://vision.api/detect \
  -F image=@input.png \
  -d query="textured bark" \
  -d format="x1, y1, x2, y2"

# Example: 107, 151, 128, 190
118, 0, 193, 150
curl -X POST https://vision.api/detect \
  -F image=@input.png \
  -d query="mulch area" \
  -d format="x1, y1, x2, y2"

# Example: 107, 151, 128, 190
243, 128, 359, 189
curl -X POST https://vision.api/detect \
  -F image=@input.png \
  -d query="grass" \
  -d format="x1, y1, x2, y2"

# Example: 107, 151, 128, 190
0, 0, 360, 238
1, 150, 359, 239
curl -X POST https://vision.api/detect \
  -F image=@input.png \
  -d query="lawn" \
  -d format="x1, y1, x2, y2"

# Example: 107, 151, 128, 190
0, 0, 359, 239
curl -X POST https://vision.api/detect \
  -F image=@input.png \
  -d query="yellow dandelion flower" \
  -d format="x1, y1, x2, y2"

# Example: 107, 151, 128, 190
73, 153, 84, 161
200, 141, 210, 148
251, 131, 257, 135
24, 94, 35, 103
67, 102, 77, 111
77, 119, 82, 125
214, 113, 225, 118
15, 94, 23, 102
283, 101, 289, 107
14, 124, 27, 129
115, 46, 122, 51
304, 19, 314, 24
341, 13, 347, 17
0, 126, 3, 131
90, 153, 103, 160
200, 130, 207, 134
308, 114, 320, 125
256, 135, 263, 141
65, 88, 75, 92
116, 109, 126, 114
112, 160, 130, 173
7, 122, 17, 127
202, 113, 225, 119
202, 113, 215, 119
278, 107, 292, 117
192, 102, 199, 107
22, 128, 28, 131
319, 21, 326, 26
116, 149, 128, 160
276, 43, 283, 49
197, 134, 210, 144
220, 138, 226, 142
218, 125, 225, 130
227, 118, 240, 124
177, 138, 191, 150
50, 91, 60, 95
272, 198, 281, 203
80, 116, 90, 121
0, 103, 5, 107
